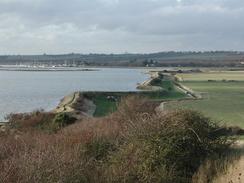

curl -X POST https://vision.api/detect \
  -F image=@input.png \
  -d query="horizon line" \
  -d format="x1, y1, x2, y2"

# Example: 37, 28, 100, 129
1, 50, 244, 56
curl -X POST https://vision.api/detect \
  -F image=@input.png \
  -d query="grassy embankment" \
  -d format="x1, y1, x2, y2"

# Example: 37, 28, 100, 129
169, 71, 244, 128
92, 73, 187, 117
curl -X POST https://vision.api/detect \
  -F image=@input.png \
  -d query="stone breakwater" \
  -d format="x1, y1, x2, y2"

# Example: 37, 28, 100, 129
53, 92, 96, 119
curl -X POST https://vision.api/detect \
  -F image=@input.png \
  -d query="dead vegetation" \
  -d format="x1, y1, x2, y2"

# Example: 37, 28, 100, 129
0, 96, 234, 183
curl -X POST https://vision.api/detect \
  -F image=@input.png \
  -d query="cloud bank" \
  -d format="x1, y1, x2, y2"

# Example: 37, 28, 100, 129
0, 0, 244, 54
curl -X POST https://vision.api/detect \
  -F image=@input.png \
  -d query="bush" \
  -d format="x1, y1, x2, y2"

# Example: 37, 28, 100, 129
6, 110, 55, 130
85, 138, 116, 161
105, 109, 230, 183
51, 113, 77, 129
5, 111, 77, 133
150, 78, 162, 86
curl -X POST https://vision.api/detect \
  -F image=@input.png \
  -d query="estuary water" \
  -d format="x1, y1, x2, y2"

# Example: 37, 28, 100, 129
0, 68, 148, 121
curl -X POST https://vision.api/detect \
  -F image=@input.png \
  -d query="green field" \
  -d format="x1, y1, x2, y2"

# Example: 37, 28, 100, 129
178, 71, 244, 81
92, 77, 187, 117
146, 79, 187, 100
170, 72, 244, 128
93, 95, 117, 117
93, 86, 186, 117
93, 70, 244, 128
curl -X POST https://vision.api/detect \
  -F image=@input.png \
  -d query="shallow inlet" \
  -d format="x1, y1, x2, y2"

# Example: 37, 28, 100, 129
0, 67, 149, 121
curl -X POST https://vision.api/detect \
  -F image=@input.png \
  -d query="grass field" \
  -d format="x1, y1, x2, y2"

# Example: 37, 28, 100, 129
93, 95, 118, 117
178, 71, 244, 81
93, 86, 186, 117
170, 71, 244, 128
147, 79, 187, 100
92, 78, 187, 117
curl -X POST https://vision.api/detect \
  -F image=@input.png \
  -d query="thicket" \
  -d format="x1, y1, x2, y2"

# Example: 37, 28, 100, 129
6, 110, 76, 133
0, 97, 231, 183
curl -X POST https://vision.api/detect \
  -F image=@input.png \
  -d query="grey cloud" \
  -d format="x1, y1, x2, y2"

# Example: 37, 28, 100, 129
0, 0, 244, 54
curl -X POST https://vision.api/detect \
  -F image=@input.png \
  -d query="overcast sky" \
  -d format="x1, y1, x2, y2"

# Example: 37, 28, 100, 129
0, 0, 244, 54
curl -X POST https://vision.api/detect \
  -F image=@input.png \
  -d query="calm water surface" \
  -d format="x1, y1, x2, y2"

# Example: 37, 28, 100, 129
0, 68, 148, 121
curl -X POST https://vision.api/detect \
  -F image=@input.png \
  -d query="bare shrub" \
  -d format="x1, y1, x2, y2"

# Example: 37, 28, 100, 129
0, 96, 232, 183
6, 110, 55, 130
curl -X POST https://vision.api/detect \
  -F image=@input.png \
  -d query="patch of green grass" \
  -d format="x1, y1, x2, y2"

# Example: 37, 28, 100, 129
168, 76, 244, 128
93, 95, 117, 117
93, 89, 186, 117
144, 90, 186, 100
151, 78, 175, 91
92, 78, 187, 117
178, 71, 244, 81
148, 79, 187, 100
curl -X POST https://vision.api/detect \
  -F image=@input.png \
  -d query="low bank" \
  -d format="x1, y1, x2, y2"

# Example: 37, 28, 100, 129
52, 71, 190, 118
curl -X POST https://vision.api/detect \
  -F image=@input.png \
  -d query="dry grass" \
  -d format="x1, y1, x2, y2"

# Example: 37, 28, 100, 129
213, 156, 244, 183
0, 96, 232, 183
6, 110, 55, 130
193, 143, 244, 183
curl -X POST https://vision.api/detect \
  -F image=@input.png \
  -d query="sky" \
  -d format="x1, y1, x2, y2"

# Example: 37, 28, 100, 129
0, 0, 244, 54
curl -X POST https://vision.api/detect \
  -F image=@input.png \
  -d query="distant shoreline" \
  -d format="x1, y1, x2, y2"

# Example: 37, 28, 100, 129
0, 68, 99, 72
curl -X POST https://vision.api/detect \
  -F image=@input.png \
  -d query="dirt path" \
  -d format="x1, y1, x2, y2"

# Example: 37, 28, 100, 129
53, 92, 96, 118
53, 92, 80, 113
154, 73, 203, 112
213, 141, 244, 183
172, 75, 202, 99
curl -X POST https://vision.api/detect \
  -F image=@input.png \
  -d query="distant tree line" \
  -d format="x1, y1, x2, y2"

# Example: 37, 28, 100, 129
0, 51, 244, 67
